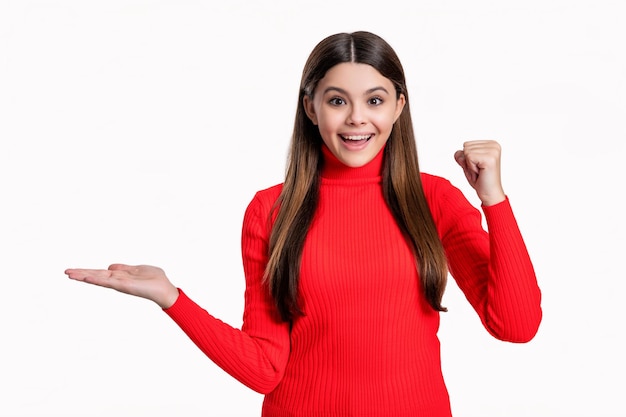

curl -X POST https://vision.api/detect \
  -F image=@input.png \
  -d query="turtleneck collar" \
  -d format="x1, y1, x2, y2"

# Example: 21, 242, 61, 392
320, 143, 385, 182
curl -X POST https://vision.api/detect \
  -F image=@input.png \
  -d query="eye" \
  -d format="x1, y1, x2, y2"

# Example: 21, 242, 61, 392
369, 96, 384, 106
328, 97, 346, 106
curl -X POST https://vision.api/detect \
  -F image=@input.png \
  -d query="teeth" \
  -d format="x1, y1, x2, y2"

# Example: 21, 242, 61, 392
342, 135, 371, 141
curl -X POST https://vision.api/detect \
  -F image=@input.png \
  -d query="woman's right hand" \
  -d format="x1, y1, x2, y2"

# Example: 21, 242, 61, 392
65, 264, 180, 309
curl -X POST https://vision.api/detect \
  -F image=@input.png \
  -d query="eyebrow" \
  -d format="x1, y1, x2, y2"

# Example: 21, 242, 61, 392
322, 86, 390, 96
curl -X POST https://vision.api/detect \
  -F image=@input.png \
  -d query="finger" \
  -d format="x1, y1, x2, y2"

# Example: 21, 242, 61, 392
463, 139, 498, 148
453, 150, 465, 166
454, 151, 478, 184
68, 268, 136, 292
65, 268, 114, 285
108, 264, 135, 272
459, 150, 480, 175
463, 141, 501, 159
65, 268, 107, 279
455, 150, 478, 174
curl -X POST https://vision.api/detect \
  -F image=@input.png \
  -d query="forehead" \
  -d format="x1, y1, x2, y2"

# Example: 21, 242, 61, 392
316, 63, 393, 94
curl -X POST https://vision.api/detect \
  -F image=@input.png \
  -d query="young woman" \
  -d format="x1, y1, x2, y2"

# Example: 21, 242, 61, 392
65, 31, 542, 416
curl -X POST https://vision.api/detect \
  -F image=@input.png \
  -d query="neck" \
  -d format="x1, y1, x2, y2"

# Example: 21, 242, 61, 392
320, 144, 385, 181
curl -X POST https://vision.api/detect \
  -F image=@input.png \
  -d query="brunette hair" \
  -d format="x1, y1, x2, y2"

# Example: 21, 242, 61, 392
265, 31, 448, 322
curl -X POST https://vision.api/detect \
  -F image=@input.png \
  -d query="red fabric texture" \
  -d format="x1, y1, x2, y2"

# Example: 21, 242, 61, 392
164, 146, 542, 416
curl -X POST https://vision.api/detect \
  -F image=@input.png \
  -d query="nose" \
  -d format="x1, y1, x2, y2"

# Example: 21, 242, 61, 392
346, 104, 366, 125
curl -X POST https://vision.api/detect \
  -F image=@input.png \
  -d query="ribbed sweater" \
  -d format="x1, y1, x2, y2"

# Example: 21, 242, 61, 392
164, 145, 542, 416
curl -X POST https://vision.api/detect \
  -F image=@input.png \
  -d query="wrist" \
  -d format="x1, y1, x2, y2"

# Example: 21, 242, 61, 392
158, 286, 180, 309
479, 190, 506, 206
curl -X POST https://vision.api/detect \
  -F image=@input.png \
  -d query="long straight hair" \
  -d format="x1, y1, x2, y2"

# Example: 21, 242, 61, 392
265, 31, 448, 322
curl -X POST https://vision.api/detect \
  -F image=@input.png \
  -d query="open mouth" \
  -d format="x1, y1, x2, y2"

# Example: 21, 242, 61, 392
340, 134, 372, 142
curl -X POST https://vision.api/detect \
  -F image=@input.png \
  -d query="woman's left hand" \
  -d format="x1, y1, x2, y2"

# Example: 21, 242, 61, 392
65, 264, 179, 309
454, 140, 506, 206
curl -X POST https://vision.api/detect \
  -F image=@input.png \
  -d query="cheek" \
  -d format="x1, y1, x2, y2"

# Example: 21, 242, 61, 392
373, 113, 396, 131
317, 112, 343, 133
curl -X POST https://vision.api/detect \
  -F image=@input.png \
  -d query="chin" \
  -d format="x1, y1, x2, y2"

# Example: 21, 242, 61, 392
340, 156, 373, 168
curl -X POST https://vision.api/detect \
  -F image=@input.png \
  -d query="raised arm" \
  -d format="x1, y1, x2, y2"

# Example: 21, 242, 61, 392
447, 140, 542, 342
425, 140, 542, 342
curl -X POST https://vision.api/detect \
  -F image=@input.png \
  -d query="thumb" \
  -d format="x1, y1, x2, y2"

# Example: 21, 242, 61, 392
454, 150, 465, 167
454, 149, 478, 185
108, 263, 133, 271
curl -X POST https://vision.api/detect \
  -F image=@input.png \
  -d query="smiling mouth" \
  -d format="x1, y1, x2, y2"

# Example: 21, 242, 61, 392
340, 134, 372, 142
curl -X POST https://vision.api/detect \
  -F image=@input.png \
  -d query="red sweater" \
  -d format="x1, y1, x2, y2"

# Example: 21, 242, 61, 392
165, 146, 542, 416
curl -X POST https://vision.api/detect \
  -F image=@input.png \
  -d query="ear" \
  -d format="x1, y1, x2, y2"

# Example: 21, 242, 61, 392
303, 95, 318, 125
393, 93, 406, 123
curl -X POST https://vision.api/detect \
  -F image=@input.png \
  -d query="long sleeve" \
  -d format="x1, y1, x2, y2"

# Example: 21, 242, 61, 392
161, 161, 541, 416
164, 188, 290, 394
426, 175, 542, 342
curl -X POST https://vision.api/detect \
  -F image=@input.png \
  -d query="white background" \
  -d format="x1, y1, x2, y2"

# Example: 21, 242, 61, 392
1, 0, 624, 416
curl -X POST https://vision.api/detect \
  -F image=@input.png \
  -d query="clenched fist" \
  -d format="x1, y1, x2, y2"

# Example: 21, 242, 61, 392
454, 140, 506, 206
